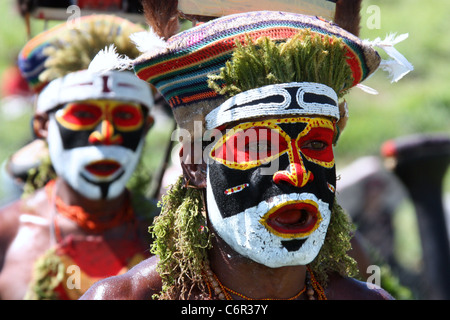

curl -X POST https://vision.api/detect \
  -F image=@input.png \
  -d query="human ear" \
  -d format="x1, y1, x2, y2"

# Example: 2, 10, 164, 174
144, 115, 154, 134
32, 113, 49, 139
179, 144, 207, 188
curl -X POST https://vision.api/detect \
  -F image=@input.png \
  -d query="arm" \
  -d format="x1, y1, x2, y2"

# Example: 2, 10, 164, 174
0, 202, 21, 271
326, 273, 394, 300
80, 255, 162, 300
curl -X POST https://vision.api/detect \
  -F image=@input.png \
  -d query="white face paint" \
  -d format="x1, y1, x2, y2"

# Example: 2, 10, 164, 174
206, 171, 331, 268
47, 116, 144, 200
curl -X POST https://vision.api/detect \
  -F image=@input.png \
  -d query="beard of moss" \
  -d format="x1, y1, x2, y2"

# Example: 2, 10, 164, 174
149, 176, 212, 300
150, 175, 357, 299
309, 200, 359, 286
207, 29, 354, 99
39, 19, 142, 83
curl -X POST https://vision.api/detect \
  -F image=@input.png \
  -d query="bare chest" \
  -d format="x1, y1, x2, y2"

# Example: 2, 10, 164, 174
0, 215, 52, 299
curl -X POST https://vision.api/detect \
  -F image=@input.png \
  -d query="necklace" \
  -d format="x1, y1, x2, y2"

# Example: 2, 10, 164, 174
204, 265, 326, 300
45, 179, 135, 235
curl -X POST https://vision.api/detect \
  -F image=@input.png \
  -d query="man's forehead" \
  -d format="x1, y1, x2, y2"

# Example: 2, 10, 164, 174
61, 99, 142, 108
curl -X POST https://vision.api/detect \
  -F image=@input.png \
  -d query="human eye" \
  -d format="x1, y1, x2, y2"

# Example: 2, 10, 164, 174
299, 127, 334, 164
73, 109, 97, 119
112, 104, 143, 129
210, 127, 287, 168
301, 140, 328, 150
57, 103, 102, 128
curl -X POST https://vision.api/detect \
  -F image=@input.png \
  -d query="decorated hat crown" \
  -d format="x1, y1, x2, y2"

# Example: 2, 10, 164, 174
18, 14, 144, 93
133, 10, 381, 133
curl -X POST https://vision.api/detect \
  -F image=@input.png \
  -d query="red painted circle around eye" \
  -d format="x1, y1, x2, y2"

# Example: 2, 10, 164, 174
211, 127, 288, 164
299, 127, 334, 163
111, 105, 143, 128
61, 103, 102, 127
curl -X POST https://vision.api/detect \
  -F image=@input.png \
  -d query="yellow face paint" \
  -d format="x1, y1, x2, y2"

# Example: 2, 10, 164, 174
56, 100, 144, 132
209, 117, 336, 171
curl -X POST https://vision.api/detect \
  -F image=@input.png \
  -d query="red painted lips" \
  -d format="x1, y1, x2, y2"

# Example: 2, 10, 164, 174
85, 160, 121, 177
261, 201, 322, 238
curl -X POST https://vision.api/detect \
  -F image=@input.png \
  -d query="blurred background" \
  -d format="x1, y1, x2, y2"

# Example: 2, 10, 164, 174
0, 0, 448, 299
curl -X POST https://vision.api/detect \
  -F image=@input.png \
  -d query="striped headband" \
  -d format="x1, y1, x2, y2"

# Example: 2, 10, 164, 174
18, 15, 143, 93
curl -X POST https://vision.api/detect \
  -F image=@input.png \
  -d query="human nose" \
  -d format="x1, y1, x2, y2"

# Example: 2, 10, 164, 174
88, 115, 123, 145
272, 140, 314, 187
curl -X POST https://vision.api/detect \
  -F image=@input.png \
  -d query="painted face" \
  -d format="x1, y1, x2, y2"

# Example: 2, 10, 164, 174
47, 99, 147, 199
206, 116, 336, 267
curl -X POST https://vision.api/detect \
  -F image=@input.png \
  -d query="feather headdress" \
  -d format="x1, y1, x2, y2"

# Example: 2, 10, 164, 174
18, 15, 144, 92
129, 0, 412, 138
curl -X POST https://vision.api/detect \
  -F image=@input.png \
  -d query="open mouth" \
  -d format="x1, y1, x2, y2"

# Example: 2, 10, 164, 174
260, 200, 322, 238
85, 160, 121, 177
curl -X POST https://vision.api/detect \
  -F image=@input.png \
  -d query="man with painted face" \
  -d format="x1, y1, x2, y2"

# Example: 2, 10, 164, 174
38, 70, 152, 201
0, 15, 158, 300
81, 0, 412, 300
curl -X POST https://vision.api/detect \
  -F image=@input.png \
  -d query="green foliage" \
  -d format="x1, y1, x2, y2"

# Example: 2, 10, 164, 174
149, 176, 211, 299
337, 0, 450, 163
208, 30, 353, 98
40, 19, 141, 83
24, 248, 65, 300
310, 200, 359, 287
22, 153, 56, 197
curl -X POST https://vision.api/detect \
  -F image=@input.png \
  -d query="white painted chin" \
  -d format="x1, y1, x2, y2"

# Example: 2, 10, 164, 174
47, 117, 144, 200
206, 174, 331, 268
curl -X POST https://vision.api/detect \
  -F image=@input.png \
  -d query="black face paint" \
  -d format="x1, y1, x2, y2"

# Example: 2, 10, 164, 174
56, 123, 145, 151
47, 100, 148, 200
208, 117, 336, 219
54, 100, 146, 151
206, 117, 338, 267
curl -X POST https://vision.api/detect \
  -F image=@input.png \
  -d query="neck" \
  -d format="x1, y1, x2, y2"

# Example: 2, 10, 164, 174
53, 178, 128, 218
208, 228, 307, 300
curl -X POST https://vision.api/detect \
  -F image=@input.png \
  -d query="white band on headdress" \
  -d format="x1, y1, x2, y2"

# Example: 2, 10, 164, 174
205, 82, 339, 130
37, 69, 153, 113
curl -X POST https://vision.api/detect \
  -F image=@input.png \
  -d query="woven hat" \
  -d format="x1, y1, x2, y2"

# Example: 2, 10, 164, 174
132, 6, 412, 136
18, 14, 144, 93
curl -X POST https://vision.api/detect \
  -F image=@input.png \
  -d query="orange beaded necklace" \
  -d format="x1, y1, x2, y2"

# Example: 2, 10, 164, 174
204, 265, 327, 300
45, 179, 135, 236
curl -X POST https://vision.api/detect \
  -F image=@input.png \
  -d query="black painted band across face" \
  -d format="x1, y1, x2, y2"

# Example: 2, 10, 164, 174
207, 117, 337, 219
54, 100, 146, 151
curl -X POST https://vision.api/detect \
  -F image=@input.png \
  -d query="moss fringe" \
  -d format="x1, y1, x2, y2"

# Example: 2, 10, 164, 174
309, 200, 359, 286
24, 249, 65, 300
207, 30, 353, 98
149, 176, 211, 299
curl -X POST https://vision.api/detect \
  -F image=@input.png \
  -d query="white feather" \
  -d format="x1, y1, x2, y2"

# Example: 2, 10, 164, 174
88, 45, 133, 73
129, 27, 167, 54
379, 60, 412, 83
356, 83, 379, 95
364, 33, 414, 82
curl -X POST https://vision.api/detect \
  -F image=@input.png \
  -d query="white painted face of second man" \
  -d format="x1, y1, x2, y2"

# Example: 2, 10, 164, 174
47, 99, 147, 200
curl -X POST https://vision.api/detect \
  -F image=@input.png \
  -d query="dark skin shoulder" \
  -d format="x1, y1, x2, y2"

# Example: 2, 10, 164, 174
80, 255, 162, 300
325, 272, 394, 300
80, 260, 394, 300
